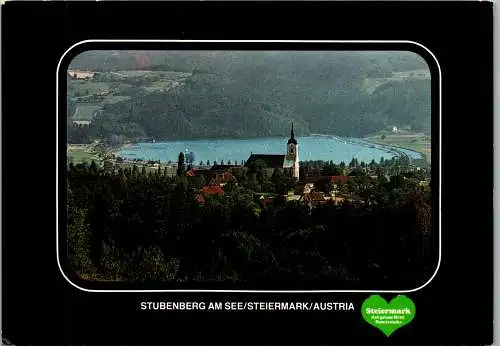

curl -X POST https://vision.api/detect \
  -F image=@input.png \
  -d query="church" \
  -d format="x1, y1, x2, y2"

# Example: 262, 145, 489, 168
244, 123, 300, 180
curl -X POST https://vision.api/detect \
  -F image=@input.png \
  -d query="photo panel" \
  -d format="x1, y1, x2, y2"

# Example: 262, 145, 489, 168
60, 41, 439, 293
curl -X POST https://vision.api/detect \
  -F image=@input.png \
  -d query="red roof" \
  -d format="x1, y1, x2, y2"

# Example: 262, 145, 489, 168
216, 172, 235, 184
194, 194, 205, 204
328, 175, 349, 184
260, 198, 273, 208
201, 185, 225, 196
186, 169, 196, 177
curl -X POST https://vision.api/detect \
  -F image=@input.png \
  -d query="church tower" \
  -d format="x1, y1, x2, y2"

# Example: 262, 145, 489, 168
287, 123, 300, 180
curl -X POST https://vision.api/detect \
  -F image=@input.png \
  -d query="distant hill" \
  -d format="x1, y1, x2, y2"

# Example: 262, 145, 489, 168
67, 51, 432, 142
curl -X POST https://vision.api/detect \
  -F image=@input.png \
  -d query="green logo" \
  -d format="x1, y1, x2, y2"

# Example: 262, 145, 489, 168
361, 295, 416, 337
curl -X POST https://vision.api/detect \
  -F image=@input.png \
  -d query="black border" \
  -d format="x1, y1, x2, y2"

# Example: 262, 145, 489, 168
2, 1, 493, 344
58, 41, 441, 292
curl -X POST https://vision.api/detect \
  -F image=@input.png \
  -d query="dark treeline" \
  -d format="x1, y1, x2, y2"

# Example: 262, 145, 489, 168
67, 160, 434, 290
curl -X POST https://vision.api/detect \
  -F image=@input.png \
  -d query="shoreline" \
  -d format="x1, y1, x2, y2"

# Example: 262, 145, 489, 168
312, 133, 429, 166
361, 137, 430, 165
108, 142, 135, 156
110, 134, 429, 167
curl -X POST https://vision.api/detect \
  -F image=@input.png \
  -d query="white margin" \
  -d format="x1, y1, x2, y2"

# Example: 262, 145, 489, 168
57, 40, 441, 293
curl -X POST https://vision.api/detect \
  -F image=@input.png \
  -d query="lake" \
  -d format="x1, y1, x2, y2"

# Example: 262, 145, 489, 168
117, 136, 424, 165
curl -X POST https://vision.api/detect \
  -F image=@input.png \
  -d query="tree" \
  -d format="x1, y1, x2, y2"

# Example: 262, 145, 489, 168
67, 207, 94, 275
132, 164, 139, 176
349, 158, 359, 168
248, 159, 268, 186
299, 167, 306, 180
103, 160, 114, 172
89, 160, 99, 173
336, 181, 348, 196
322, 164, 341, 176
177, 152, 185, 177
66, 155, 432, 288
270, 168, 284, 186
275, 175, 298, 195
314, 178, 333, 195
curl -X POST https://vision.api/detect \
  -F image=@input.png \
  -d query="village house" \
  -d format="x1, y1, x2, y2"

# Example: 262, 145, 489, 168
200, 185, 225, 197
302, 182, 315, 194
419, 179, 430, 187
299, 191, 327, 212
300, 175, 350, 196
68, 70, 96, 80
194, 184, 230, 206
259, 196, 274, 209
194, 194, 205, 206
329, 175, 349, 185
213, 172, 236, 186
327, 196, 345, 205
186, 168, 236, 187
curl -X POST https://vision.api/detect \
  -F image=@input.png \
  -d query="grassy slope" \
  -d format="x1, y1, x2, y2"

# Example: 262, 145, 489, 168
67, 145, 99, 164
67, 71, 190, 122
364, 130, 432, 164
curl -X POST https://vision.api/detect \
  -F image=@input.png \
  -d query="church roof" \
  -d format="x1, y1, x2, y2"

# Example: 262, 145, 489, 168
210, 164, 239, 171
288, 122, 298, 145
245, 154, 286, 169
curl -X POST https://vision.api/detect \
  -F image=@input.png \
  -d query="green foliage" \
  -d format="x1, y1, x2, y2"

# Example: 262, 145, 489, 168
67, 207, 94, 275
176, 152, 185, 177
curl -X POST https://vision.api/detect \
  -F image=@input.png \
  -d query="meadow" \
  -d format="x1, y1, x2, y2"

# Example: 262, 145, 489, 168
67, 145, 98, 164
67, 70, 189, 122
365, 130, 431, 163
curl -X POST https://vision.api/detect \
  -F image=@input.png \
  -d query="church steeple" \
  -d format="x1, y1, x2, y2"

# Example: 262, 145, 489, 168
287, 122, 297, 145
286, 122, 299, 180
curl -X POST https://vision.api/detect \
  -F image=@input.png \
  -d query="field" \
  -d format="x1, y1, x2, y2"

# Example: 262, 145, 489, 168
362, 68, 430, 94
72, 120, 91, 126
67, 70, 191, 123
67, 145, 99, 164
365, 130, 432, 164
72, 105, 102, 120
101, 95, 131, 105
115, 70, 191, 79
142, 80, 183, 92
68, 80, 111, 96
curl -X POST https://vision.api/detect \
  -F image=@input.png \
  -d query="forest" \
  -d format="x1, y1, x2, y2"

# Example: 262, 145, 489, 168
67, 51, 432, 143
66, 158, 434, 290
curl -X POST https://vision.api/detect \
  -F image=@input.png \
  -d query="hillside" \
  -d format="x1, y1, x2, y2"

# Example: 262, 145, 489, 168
67, 51, 432, 143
